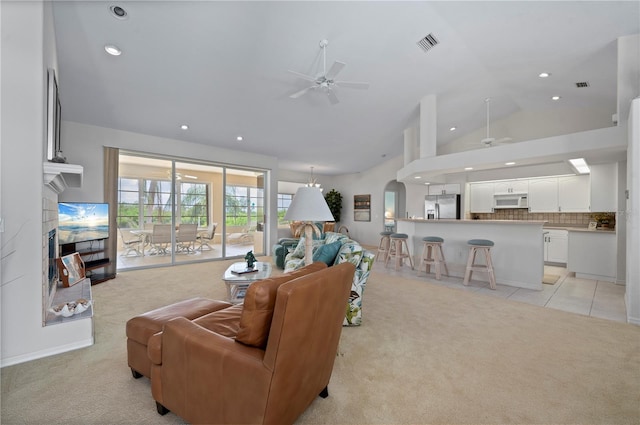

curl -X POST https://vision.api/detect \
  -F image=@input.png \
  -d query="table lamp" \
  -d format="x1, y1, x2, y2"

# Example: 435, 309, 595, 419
284, 186, 335, 265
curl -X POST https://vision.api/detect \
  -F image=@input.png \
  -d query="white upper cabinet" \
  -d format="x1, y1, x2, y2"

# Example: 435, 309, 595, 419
528, 177, 559, 212
493, 179, 529, 194
428, 183, 461, 195
469, 182, 495, 213
590, 163, 617, 212
558, 175, 590, 212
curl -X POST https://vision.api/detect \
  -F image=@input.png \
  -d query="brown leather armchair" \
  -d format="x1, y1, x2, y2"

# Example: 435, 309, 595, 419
149, 262, 355, 425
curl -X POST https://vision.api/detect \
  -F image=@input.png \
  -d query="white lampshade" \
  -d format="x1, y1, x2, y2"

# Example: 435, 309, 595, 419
284, 186, 334, 222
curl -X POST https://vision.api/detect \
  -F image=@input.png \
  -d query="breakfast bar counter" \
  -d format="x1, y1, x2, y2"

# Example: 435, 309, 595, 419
396, 219, 545, 290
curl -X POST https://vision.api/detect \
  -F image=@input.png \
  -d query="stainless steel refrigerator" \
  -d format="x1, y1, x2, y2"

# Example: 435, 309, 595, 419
424, 194, 461, 219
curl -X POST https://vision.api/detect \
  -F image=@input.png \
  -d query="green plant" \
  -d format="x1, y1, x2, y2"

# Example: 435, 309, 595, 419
591, 212, 615, 222
324, 189, 342, 222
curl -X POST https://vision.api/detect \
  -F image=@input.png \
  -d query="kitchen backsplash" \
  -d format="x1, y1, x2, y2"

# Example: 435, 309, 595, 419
468, 210, 605, 226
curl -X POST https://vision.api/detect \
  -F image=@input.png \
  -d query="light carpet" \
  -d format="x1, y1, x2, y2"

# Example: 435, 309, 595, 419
2, 258, 639, 424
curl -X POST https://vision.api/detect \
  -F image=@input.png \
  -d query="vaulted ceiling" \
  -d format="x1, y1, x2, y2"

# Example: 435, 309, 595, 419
52, 1, 640, 175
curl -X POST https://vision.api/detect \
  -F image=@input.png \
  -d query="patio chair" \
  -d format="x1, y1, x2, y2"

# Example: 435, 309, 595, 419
119, 227, 143, 257
148, 224, 172, 255
176, 223, 198, 253
196, 223, 217, 251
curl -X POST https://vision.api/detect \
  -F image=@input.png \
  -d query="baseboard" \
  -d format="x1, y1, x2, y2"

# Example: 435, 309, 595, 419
0, 337, 94, 368
624, 297, 640, 325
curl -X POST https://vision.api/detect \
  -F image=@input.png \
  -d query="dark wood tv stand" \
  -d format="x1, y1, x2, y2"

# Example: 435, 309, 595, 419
60, 238, 115, 284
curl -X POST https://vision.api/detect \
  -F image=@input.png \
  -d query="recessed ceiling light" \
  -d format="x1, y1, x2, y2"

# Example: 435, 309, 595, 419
414, 176, 422, 179
180, 124, 189, 130
505, 162, 516, 166
449, 126, 457, 131
424, 182, 430, 185
539, 72, 551, 78
104, 45, 122, 56
551, 95, 561, 101
109, 5, 128, 19
236, 136, 244, 142
464, 167, 473, 171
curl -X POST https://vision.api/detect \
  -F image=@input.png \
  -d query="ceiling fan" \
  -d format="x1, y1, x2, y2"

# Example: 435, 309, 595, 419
288, 39, 370, 105
481, 97, 513, 147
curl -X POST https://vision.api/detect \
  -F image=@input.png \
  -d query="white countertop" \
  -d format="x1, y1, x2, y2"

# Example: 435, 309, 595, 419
544, 225, 616, 234
397, 218, 546, 226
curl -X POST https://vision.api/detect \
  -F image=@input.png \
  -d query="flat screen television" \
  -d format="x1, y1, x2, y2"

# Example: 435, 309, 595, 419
58, 202, 109, 245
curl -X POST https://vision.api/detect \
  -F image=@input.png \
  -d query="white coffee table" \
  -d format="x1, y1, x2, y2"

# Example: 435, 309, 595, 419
222, 262, 272, 303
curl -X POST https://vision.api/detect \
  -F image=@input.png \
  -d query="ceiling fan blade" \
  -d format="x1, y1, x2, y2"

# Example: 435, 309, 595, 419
290, 86, 314, 99
327, 89, 339, 105
287, 70, 317, 82
495, 137, 513, 144
325, 61, 346, 80
335, 81, 370, 90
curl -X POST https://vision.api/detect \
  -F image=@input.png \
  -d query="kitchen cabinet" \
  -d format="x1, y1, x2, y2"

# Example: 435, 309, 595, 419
469, 182, 495, 213
567, 230, 616, 282
544, 229, 568, 263
494, 179, 529, 194
428, 183, 460, 195
558, 175, 590, 212
590, 163, 617, 212
528, 177, 559, 212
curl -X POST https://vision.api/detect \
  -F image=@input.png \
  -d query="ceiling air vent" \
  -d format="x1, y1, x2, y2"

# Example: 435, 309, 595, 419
575, 81, 590, 88
417, 33, 439, 53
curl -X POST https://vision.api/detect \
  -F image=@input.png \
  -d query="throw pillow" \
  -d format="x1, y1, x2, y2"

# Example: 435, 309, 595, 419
312, 240, 342, 265
291, 236, 322, 259
333, 241, 364, 267
236, 262, 327, 348
324, 231, 348, 245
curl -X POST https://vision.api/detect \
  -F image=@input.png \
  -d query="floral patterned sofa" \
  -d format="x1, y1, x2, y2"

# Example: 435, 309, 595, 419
283, 231, 375, 326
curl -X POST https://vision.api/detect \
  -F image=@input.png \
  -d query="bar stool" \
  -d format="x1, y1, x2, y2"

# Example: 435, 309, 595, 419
463, 239, 496, 289
385, 233, 414, 271
376, 231, 393, 262
420, 236, 449, 280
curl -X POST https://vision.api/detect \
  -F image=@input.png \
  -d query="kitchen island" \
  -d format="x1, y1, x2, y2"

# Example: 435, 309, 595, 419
396, 219, 545, 290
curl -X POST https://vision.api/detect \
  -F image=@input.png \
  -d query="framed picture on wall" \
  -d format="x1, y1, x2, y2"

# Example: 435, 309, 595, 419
354, 194, 371, 221
47, 68, 62, 161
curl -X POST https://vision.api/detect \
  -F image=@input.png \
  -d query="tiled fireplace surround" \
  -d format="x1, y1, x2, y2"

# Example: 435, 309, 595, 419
42, 187, 59, 324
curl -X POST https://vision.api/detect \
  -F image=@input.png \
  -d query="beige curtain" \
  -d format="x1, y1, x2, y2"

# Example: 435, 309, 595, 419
104, 147, 119, 277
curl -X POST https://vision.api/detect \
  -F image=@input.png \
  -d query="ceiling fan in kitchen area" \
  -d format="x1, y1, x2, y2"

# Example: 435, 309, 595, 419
287, 39, 370, 105
480, 97, 513, 147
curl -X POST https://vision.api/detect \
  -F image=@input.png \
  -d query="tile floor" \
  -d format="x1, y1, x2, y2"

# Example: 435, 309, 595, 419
374, 261, 628, 323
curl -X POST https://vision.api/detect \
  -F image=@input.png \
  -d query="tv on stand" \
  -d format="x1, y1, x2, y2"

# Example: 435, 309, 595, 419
58, 202, 113, 284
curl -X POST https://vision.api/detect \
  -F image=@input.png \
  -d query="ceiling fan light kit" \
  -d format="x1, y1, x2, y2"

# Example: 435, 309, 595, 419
287, 39, 370, 105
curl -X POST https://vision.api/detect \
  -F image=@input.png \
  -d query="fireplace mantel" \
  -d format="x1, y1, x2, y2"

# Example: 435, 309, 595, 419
43, 162, 83, 194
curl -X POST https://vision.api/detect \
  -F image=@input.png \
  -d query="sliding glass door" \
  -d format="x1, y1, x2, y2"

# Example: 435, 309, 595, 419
116, 152, 266, 271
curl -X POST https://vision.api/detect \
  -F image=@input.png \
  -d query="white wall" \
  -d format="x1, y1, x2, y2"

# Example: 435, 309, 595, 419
1, 1, 92, 368
440, 107, 615, 155
320, 155, 404, 248
626, 98, 640, 324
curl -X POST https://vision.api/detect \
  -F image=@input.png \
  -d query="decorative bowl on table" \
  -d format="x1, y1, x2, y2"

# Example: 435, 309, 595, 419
49, 298, 92, 317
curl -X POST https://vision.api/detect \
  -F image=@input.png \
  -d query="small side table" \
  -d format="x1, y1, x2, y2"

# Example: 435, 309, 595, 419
222, 261, 272, 303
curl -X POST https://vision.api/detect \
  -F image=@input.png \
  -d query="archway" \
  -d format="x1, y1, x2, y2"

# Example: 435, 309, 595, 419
383, 180, 406, 233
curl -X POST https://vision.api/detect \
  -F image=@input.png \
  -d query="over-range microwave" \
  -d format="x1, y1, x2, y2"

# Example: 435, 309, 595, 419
494, 194, 528, 209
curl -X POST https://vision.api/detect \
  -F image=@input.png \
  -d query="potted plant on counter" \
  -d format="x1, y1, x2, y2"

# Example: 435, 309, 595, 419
591, 212, 616, 229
